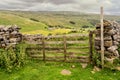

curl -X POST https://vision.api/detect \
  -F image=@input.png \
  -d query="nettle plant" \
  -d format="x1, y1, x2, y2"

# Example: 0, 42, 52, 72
0, 43, 26, 72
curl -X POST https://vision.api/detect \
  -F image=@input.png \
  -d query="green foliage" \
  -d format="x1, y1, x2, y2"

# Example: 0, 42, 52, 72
92, 52, 101, 67
117, 45, 120, 54
69, 21, 76, 24
82, 25, 89, 28
0, 44, 26, 72
1, 61, 120, 80
113, 59, 120, 66
30, 18, 39, 22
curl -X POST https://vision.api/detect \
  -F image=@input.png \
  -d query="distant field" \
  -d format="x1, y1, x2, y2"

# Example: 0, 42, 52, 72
23, 29, 71, 36
0, 11, 120, 35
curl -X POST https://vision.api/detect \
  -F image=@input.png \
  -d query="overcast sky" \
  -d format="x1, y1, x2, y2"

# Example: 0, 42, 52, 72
0, 0, 119, 14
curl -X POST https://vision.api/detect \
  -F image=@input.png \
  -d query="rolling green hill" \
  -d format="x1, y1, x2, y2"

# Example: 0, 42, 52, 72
0, 11, 48, 32
0, 10, 120, 35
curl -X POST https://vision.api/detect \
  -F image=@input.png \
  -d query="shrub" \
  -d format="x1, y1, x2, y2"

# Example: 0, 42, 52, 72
30, 18, 39, 22
68, 30, 77, 34
0, 43, 26, 72
92, 51, 101, 67
82, 25, 89, 28
69, 21, 76, 24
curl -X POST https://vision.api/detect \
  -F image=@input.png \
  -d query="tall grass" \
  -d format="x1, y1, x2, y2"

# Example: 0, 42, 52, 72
0, 43, 26, 72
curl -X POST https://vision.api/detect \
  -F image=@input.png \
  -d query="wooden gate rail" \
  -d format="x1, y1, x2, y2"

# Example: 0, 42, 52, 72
25, 34, 91, 63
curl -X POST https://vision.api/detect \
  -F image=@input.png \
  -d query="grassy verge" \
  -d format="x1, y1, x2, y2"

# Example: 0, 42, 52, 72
0, 60, 120, 80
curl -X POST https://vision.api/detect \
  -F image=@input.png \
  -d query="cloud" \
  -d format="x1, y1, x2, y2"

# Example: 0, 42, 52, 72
0, 0, 119, 15
0, 0, 32, 10
20, 0, 76, 5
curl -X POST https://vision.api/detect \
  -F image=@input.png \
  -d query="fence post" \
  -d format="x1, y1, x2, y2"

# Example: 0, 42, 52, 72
42, 36, 45, 62
63, 36, 67, 61
89, 31, 93, 63
100, 6, 104, 68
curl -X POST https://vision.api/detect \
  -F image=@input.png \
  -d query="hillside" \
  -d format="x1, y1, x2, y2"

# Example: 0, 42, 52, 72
0, 11, 48, 32
0, 10, 120, 35
3, 11, 93, 28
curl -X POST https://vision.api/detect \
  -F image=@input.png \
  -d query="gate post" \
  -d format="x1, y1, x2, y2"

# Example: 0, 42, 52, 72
89, 31, 93, 63
42, 36, 46, 62
63, 36, 67, 61
100, 6, 104, 68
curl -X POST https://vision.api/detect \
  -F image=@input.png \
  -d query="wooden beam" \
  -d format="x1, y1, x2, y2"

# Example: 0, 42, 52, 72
100, 6, 104, 68
42, 36, 46, 62
63, 36, 67, 61
89, 31, 93, 63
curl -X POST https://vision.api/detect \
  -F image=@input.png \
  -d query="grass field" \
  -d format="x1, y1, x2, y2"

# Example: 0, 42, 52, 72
23, 29, 71, 36
0, 60, 120, 80
0, 12, 48, 32
1, 10, 120, 80
0, 11, 92, 35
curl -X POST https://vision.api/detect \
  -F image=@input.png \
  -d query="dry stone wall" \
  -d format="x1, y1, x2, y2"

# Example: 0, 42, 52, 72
23, 34, 42, 44
95, 20, 120, 61
0, 25, 22, 48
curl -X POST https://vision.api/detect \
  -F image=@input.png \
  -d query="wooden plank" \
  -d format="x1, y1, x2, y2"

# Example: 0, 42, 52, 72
29, 55, 43, 58
66, 52, 89, 55
26, 46, 63, 50
66, 41, 86, 44
44, 34, 88, 39
29, 55, 89, 59
100, 6, 104, 68
45, 50, 63, 53
45, 41, 63, 44
45, 46, 64, 49
66, 56, 89, 59
26, 51, 42, 53
25, 41, 87, 44
67, 46, 89, 49
26, 47, 42, 50
44, 41, 87, 44
45, 48, 63, 51
44, 57, 64, 61
28, 56, 89, 63
46, 60, 89, 63
29, 55, 64, 59
45, 59, 89, 63
25, 42, 42, 44
45, 35, 63, 38
65, 34, 88, 38
45, 56, 64, 59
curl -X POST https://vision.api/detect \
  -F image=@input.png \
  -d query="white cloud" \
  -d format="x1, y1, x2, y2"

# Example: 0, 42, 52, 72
0, 0, 119, 15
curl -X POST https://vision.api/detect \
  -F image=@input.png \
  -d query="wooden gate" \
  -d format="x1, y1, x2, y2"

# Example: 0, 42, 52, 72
26, 33, 93, 63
